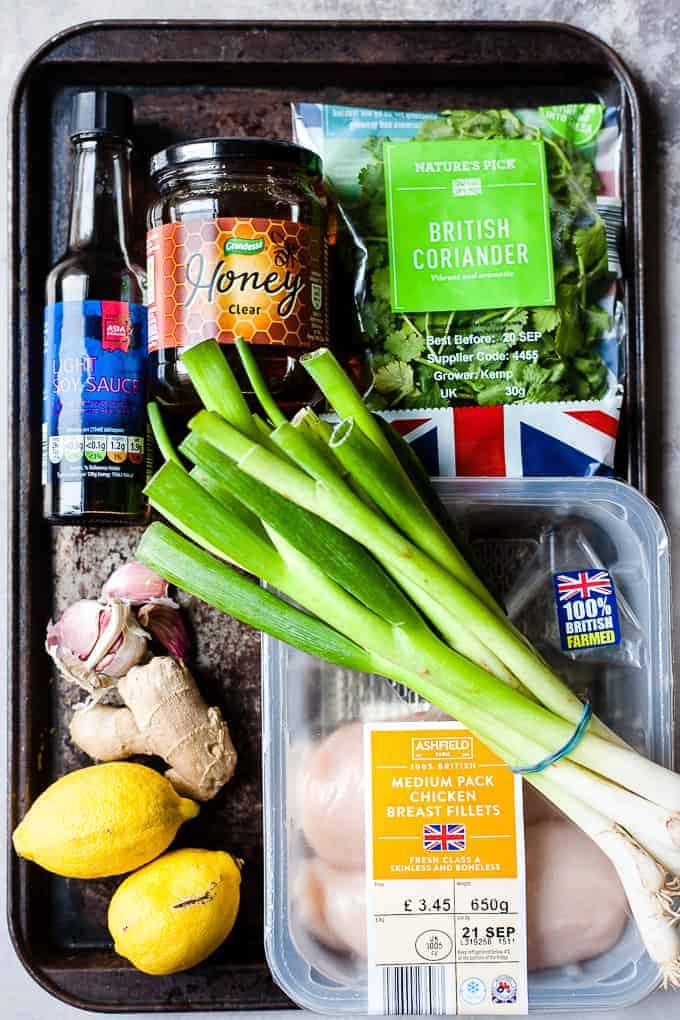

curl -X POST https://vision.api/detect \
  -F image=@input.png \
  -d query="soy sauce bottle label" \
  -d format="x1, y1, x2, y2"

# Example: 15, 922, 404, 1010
42, 300, 148, 510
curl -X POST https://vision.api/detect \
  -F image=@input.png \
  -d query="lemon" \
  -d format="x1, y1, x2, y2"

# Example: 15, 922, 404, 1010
12, 762, 199, 878
108, 848, 241, 975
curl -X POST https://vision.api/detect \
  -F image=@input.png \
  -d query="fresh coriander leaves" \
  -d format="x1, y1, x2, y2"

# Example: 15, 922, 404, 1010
355, 107, 615, 408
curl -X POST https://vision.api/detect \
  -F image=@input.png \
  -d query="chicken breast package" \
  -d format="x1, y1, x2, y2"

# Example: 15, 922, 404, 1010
292, 721, 628, 970
262, 478, 674, 1015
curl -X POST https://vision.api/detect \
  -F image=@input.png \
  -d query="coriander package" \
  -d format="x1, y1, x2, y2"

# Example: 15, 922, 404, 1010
292, 103, 625, 476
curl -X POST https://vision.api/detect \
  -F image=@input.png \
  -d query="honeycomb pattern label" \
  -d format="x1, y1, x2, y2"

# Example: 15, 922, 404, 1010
146, 217, 328, 353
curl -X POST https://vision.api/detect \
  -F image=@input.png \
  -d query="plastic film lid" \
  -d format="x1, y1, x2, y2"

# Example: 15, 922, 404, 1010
149, 137, 322, 177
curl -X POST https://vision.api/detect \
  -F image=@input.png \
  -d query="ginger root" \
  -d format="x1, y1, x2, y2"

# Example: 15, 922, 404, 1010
70, 657, 237, 801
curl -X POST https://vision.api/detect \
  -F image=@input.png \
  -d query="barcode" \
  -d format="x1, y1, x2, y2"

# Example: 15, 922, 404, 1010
379, 965, 448, 1015
597, 196, 623, 277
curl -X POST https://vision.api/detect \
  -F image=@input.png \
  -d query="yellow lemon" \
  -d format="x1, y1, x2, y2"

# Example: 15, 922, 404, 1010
12, 762, 198, 878
108, 848, 242, 975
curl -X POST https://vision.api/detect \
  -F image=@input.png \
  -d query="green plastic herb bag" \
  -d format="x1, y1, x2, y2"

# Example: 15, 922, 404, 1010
293, 103, 624, 414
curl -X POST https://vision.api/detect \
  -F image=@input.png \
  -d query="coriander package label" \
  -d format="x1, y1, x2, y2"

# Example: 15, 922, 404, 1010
384, 139, 555, 313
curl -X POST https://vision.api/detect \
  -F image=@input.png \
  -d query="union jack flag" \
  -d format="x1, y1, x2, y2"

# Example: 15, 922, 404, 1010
422, 823, 466, 852
555, 570, 614, 602
378, 395, 621, 478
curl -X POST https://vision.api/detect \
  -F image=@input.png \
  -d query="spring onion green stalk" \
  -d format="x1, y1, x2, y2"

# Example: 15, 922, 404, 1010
183, 429, 514, 683
181, 341, 257, 437
147, 401, 182, 467
270, 420, 348, 490
138, 523, 375, 675
289, 409, 349, 479
295, 398, 482, 588
329, 418, 501, 613
180, 433, 419, 628
291, 406, 386, 516
302, 347, 501, 613
235, 337, 287, 427
292, 406, 333, 444
253, 414, 275, 442
146, 461, 279, 573
190, 409, 603, 737
373, 413, 488, 582
301, 347, 393, 458
137, 341, 680, 988
286, 408, 505, 660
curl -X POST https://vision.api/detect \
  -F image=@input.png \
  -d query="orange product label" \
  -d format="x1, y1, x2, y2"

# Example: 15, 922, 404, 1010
369, 725, 520, 881
364, 721, 528, 1014
146, 218, 328, 354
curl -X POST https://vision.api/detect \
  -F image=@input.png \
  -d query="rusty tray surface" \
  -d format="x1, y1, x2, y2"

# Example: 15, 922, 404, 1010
8, 19, 646, 1012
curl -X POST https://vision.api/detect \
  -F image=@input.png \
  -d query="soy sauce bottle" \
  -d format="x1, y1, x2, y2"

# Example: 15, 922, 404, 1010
43, 91, 148, 524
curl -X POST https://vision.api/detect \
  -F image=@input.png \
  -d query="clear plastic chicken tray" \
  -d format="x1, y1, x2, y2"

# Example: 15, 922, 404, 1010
261, 477, 674, 1014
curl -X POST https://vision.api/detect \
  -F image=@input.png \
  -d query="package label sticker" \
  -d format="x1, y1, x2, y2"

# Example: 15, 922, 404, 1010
553, 569, 621, 651
383, 138, 555, 314
364, 722, 528, 1015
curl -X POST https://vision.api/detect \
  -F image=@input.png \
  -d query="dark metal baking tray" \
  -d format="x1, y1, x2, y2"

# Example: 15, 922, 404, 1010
8, 19, 647, 1013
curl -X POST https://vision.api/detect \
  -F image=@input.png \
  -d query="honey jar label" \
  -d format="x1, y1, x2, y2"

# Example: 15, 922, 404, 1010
146, 217, 328, 352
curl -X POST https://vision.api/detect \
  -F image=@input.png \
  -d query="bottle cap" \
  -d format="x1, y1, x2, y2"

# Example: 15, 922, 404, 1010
70, 91, 133, 143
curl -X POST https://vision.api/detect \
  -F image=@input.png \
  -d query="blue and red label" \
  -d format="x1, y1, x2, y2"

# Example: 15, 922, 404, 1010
553, 569, 621, 651
42, 300, 147, 487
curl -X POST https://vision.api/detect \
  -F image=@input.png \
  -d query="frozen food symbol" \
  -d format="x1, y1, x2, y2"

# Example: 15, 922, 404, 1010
491, 975, 518, 1005
459, 977, 486, 1006
415, 930, 453, 962
422, 822, 466, 852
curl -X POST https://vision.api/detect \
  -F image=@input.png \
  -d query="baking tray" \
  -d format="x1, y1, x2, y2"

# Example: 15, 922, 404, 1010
8, 19, 647, 1013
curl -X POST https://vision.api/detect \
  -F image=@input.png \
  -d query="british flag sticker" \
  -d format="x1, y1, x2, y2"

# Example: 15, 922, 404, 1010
553, 569, 621, 652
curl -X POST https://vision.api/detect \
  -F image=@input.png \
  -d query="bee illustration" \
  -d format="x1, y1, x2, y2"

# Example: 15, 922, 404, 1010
270, 228, 300, 268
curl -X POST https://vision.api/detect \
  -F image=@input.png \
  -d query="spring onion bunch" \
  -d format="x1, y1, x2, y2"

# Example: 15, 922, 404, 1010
138, 339, 680, 986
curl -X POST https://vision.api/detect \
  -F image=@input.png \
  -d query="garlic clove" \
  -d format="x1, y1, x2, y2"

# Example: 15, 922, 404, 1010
137, 603, 190, 660
92, 602, 151, 678
46, 600, 104, 661
46, 599, 150, 690
102, 561, 170, 605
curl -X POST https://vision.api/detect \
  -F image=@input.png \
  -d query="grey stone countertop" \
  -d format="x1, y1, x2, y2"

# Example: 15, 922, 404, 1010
1, 4, 679, 1019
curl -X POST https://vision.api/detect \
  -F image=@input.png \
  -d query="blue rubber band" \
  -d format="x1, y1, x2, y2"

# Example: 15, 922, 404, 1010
509, 703, 593, 775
